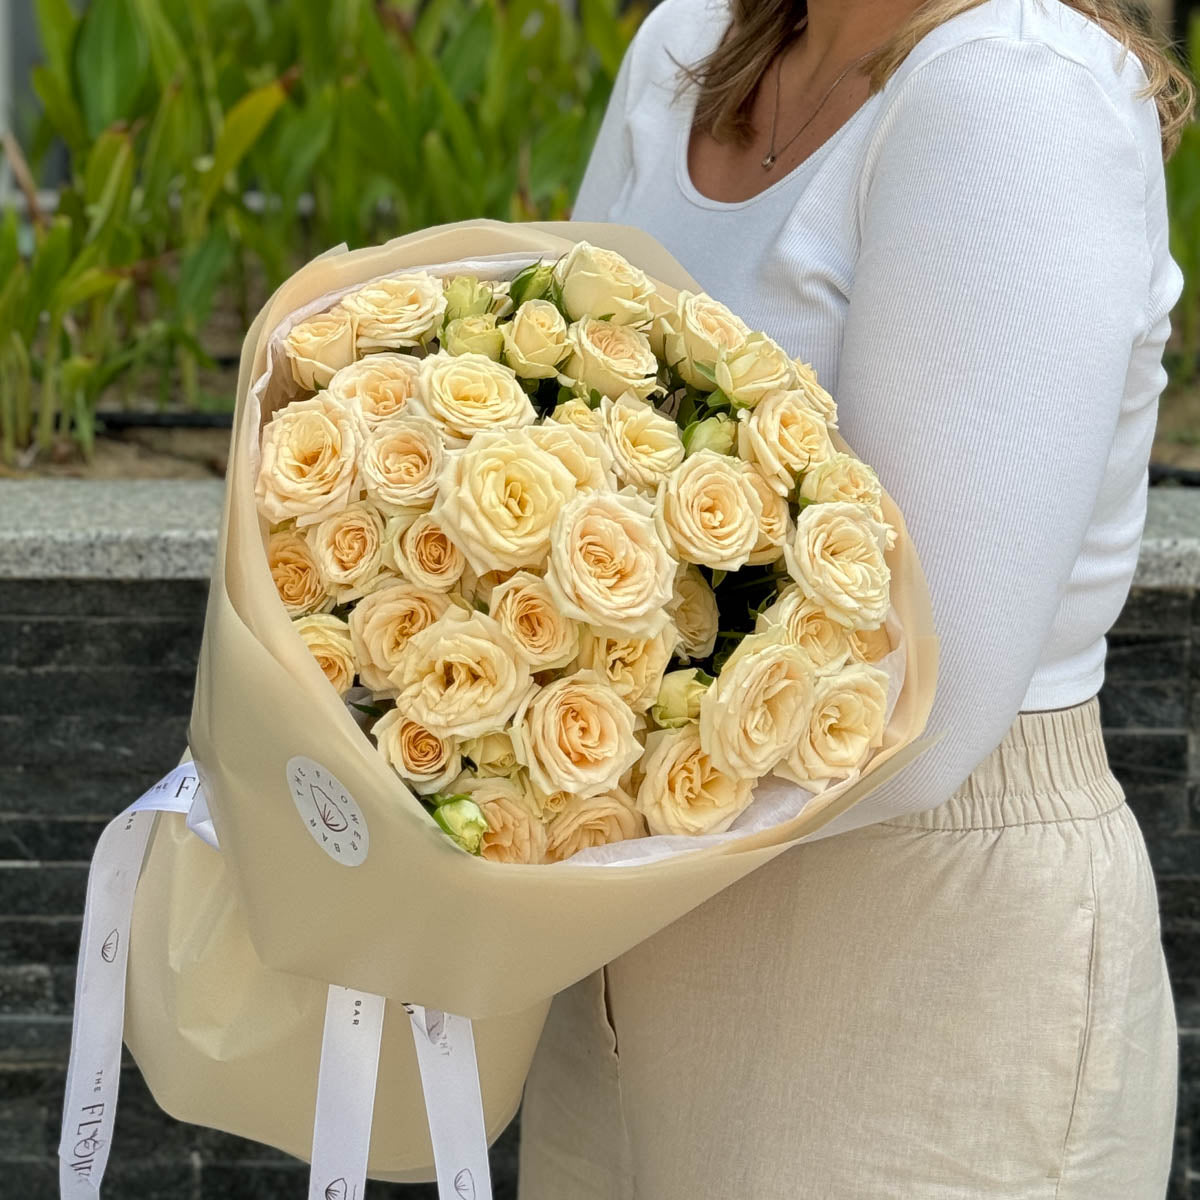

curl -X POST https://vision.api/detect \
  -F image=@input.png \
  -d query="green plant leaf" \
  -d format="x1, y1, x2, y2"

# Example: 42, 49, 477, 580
73, 0, 150, 136
54, 267, 123, 315
198, 79, 287, 218
177, 229, 233, 324
35, 0, 79, 83
31, 66, 89, 159
26, 218, 75, 330
130, 0, 189, 87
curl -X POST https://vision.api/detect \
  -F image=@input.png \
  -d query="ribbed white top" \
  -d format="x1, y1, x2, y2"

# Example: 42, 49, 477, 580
573, 0, 1183, 835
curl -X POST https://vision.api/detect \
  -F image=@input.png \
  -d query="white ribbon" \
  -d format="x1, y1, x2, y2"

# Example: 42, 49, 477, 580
406, 1006, 494, 1200
308, 986, 386, 1200
59, 762, 201, 1199
59, 765, 494, 1200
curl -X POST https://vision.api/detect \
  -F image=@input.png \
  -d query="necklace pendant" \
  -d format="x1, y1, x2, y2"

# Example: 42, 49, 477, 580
761, 153, 776, 169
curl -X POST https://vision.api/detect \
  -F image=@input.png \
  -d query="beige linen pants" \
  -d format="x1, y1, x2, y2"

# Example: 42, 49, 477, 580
518, 696, 1178, 1199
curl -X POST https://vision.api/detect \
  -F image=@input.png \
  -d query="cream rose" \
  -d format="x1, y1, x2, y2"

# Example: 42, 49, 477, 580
511, 671, 642, 799
574, 624, 678, 713
293, 614, 356, 695
348, 581, 452, 694
798, 452, 895, 548
457, 564, 519, 610
553, 241, 657, 327
545, 788, 646, 862
737, 388, 835, 497
391, 512, 466, 592
600, 393, 685, 492
283, 307, 357, 390
850, 623, 893, 663
373, 711, 461, 795
442, 313, 504, 360
779, 662, 890, 786
451, 773, 546, 865
636, 724, 755, 836
784, 502, 892, 630
490, 571, 580, 670
562, 317, 659, 402
662, 291, 750, 391
503, 299, 569, 378
309, 500, 388, 603
794, 359, 840, 427
756, 584, 853, 671
545, 490, 677, 639
390, 607, 533, 739
550, 396, 604, 432
714, 331, 796, 409
699, 628, 815, 780
461, 730, 520, 778
432, 428, 577, 573
419, 351, 534, 443
360, 417, 443, 514
326, 353, 424, 431
745, 465, 792, 566
668, 565, 720, 661
656, 450, 762, 571
525, 420, 615, 492
267, 528, 333, 616
339, 272, 445, 350
255, 394, 361, 527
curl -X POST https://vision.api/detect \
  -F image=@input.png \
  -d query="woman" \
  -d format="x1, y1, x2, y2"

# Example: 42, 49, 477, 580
519, 0, 1194, 1196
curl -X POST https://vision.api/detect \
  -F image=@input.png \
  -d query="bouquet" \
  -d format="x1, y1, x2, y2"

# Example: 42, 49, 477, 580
69, 222, 935, 1191
257, 241, 903, 866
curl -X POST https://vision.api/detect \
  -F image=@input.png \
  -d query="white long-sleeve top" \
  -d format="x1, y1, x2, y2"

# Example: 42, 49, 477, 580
574, 0, 1183, 838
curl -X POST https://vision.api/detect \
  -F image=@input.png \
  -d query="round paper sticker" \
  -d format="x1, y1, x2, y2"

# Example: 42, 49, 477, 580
287, 756, 369, 867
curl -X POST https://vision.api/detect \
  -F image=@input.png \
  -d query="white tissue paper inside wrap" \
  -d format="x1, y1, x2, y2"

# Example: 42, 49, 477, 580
248, 251, 908, 870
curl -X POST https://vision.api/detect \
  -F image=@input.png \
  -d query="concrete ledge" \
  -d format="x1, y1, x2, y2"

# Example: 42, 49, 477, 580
0, 481, 224, 579
0, 478, 1197, 584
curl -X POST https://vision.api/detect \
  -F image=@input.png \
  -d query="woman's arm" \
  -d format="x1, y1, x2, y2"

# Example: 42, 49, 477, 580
803, 36, 1153, 840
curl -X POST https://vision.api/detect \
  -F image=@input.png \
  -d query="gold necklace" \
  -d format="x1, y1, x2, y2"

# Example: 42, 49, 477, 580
761, 24, 880, 171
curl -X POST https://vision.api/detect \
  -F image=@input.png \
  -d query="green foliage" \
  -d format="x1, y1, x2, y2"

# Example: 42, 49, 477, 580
0, 0, 640, 461
1166, 13, 1200, 385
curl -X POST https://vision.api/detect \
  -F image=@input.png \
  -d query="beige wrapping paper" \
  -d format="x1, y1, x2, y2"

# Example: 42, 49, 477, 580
124, 220, 939, 1179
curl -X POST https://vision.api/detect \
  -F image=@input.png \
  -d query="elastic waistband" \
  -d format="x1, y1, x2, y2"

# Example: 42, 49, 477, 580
886, 695, 1125, 831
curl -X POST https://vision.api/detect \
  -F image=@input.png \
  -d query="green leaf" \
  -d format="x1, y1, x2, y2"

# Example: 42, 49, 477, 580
177, 229, 233, 324
130, 0, 189, 87
31, 66, 89, 159
82, 130, 135, 244
579, 0, 627, 76
35, 0, 79, 83
53, 267, 122, 315
73, 0, 150, 136
198, 79, 287, 218
26, 218, 75, 327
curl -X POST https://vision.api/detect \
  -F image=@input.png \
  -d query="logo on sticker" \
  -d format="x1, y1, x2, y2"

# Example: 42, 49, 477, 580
287, 756, 369, 866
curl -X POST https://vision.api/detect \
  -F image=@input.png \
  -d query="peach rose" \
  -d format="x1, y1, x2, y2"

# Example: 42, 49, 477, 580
348, 581, 453, 694
544, 788, 646, 862
511, 671, 642, 800
326, 353, 424, 431
636, 724, 754, 836
267, 528, 333, 616
292, 614, 356, 695
255, 394, 361, 528
309, 500, 388, 603
373, 711, 461, 795
283, 307, 357, 390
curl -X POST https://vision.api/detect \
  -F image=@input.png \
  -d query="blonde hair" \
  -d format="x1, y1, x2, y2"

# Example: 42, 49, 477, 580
681, 0, 1195, 158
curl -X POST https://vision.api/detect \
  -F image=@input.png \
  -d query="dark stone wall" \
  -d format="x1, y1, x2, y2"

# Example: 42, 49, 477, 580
1, 579, 1197, 1197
